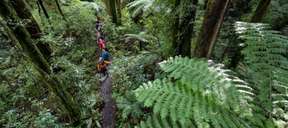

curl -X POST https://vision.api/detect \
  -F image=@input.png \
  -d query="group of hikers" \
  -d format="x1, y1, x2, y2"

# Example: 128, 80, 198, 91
96, 17, 111, 81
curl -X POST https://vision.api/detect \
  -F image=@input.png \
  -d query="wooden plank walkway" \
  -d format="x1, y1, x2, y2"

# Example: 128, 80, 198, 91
100, 76, 116, 128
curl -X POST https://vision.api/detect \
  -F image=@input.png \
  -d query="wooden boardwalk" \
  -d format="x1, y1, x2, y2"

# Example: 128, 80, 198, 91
100, 76, 116, 128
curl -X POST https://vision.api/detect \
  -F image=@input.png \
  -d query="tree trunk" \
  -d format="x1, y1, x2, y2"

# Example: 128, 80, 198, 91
194, 0, 230, 58
10, 0, 52, 60
0, 0, 81, 122
0, 17, 21, 48
55, 0, 66, 21
106, 0, 118, 24
102, 0, 121, 25
251, 0, 271, 23
203, 0, 208, 9
10, 0, 41, 38
172, 0, 198, 57
36, 0, 42, 14
219, 0, 252, 68
37, 0, 50, 19
172, 0, 180, 54
116, 0, 122, 25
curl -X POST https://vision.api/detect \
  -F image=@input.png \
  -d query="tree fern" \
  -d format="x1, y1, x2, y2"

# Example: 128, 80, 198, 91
135, 57, 256, 128
127, 0, 155, 18
235, 21, 288, 125
124, 32, 157, 43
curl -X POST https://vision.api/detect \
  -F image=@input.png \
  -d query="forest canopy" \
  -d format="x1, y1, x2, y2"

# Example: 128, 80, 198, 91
0, 0, 288, 128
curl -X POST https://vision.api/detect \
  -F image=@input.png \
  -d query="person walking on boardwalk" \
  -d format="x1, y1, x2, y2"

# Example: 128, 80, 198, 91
95, 17, 102, 32
97, 48, 111, 81
97, 36, 106, 50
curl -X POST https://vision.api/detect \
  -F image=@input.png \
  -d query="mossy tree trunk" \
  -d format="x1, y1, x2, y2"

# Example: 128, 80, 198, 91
172, 0, 198, 57
0, 0, 81, 122
194, 0, 230, 58
10, 0, 52, 60
10, 0, 41, 38
251, 0, 271, 23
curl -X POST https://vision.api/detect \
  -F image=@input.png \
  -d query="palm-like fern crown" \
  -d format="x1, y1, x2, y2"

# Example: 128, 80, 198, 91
127, 0, 155, 18
135, 57, 256, 128
235, 22, 288, 124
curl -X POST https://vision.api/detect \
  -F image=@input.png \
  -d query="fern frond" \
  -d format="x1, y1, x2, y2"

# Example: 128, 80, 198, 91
235, 21, 288, 125
127, 0, 155, 18
135, 57, 254, 127
159, 57, 252, 106
124, 32, 157, 43
138, 114, 194, 128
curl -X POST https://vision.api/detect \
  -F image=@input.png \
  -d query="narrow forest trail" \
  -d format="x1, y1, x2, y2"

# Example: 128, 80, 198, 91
95, 21, 116, 127
100, 76, 116, 128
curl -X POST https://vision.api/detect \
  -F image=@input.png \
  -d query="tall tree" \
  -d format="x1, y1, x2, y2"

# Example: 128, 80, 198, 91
10, 0, 52, 60
103, 0, 121, 25
194, 0, 230, 58
0, 0, 81, 122
251, 0, 271, 22
54, 0, 66, 20
116, 0, 122, 25
37, 0, 50, 19
172, 0, 198, 57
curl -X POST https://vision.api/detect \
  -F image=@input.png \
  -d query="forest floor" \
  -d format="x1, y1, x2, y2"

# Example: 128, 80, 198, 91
100, 69, 116, 127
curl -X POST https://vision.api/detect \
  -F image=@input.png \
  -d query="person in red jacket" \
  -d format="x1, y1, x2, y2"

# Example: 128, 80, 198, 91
97, 36, 106, 50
